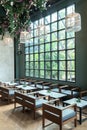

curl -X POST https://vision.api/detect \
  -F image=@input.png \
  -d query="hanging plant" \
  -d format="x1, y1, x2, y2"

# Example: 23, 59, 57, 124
0, 0, 48, 37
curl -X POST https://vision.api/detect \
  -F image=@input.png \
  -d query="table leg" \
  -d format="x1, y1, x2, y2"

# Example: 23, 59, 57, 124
79, 108, 82, 124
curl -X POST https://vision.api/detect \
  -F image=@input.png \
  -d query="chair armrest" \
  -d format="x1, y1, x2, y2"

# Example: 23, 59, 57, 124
46, 98, 60, 105
49, 83, 59, 87
42, 82, 51, 85
61, 104, 77, 111
71, 87, 80, 91
35, 81, 43, 84
80, 90, 87, 98
80, 90, 87, 94
59, 85, 69, 89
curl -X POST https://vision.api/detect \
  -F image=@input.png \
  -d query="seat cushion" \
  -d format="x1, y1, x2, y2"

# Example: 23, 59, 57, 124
56, 105, 76, 121
62, 109, 76, 121
36, 99, 48, 108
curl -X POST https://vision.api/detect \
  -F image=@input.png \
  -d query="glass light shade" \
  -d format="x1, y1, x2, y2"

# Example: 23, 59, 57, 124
3, 31, 13, 47
20, 31, 31, 43
65, 12, 81, 32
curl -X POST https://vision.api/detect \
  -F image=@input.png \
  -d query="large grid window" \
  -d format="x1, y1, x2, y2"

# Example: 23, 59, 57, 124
25, 4, 75, 82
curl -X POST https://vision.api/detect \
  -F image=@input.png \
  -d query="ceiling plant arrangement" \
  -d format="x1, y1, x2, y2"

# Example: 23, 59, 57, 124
0, 0, 48, 37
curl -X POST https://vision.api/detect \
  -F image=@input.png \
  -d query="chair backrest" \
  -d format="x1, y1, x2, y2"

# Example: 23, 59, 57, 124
15, 92, 35, 109
43, 103, 61, 124
1, 87, 10, 97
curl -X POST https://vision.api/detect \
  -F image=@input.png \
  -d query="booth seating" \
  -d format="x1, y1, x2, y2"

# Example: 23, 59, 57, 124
80, 90, 87, 101
14, 91, 49, 119
42, 99, 77, 130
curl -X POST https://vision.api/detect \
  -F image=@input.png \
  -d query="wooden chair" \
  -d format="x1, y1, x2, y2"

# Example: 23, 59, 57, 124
80, 90, 87, 101
0, 86, 15, 103
42, 99, 77, 130
14, 91, 48, 119
59, 85, 80, 99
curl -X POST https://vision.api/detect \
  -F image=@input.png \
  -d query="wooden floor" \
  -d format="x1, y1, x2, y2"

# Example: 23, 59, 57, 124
0, 100, 87, 130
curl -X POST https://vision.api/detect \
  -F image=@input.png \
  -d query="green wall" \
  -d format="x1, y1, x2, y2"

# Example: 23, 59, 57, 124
15, 0, 87, 89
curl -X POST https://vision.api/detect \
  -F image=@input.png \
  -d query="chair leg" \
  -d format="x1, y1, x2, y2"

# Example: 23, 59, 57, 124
14, 102, 16, 109
42, 116, 45, 128
74, 118, 77, 127
60, 124, 62, 130
34, 110, 36, 120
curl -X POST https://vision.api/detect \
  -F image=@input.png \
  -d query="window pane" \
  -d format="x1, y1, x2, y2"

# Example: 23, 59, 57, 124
40, 70, 44, 78
34, 53, 39, 61
67, 61, 75, 70
45, 70, 51, 79
59, 30, 65, 40
45, 43, 50, 51
59, 51, 65, 60
67, 72, 75, 82
26, 70, 29, 76
40, 62, 44, 69
34, 20, 38, 29
25, 55, 29, 61
40, 53, 44, 60
67, 5, 75, 15
58, 20, 65, 30
51, 32, 57, 41
52, 71, 57, 79
35, 70, 39, 77
58, 9, 65, 20
25, 62, 29, 69
46, 24, 50, 33
45, 52, 50, 60
59, 41, 65, 50
52, 61, 57, 70
45, 62, 50, 69
52, 42, 57, 51
59, 71, 66, 80
51, 22, 57, 32
30, 70, 33, 77
35, 62, 38, 69
45, 34, 50, 42
34, 46, 38, 53
52, 12, 57, 22
39, 37, 44, 44
67, 39, 75, 49
67, 50, 75, 60
52, 52, 57, 60
34, 38, 38, 45
59, 61, 66, 70
40, 45, 44, 52
67, 32, 75, 38
30, 47, 33, 53
25, 47, 29, 54
30, 62, 34, 69
30, 54, 33, 61
45, 15, 50, 24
